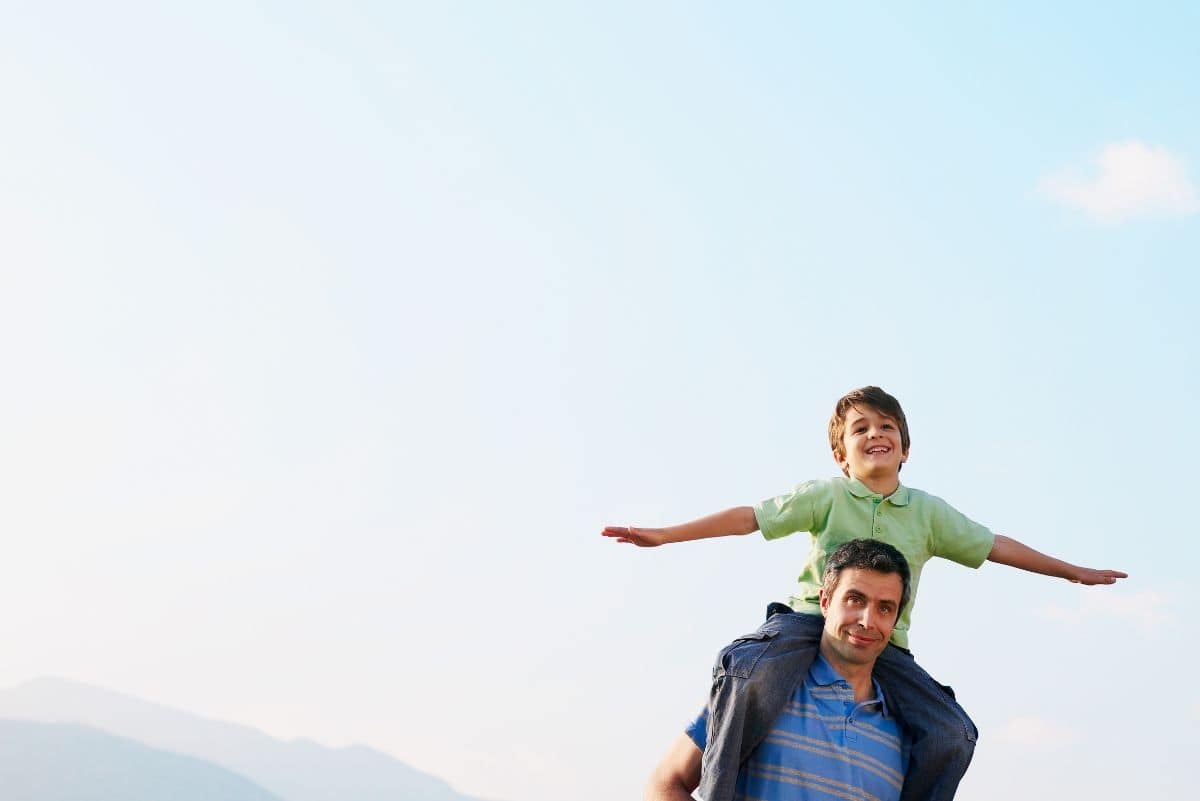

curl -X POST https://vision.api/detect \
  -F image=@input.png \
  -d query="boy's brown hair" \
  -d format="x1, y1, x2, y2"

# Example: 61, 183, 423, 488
828, 386, 911, 476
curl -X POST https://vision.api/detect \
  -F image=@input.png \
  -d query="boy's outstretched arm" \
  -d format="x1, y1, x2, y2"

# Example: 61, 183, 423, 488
987, 534, 1128, 585
602, 506, 758, 547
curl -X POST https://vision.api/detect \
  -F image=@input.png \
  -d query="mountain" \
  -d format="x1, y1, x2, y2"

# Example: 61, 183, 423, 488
0, 718, 283, 801
0, 677, 494, 801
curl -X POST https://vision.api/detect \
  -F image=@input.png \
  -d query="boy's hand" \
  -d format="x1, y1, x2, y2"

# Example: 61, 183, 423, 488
602, 525, 667, 547
1070, 567, 1129, 585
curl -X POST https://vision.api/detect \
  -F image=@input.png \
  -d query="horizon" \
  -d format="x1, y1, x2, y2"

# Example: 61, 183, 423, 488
0, 676, 474, 801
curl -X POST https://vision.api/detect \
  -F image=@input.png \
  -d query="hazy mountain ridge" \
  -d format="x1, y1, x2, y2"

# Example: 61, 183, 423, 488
0, 677, 495, 801
0, 718, 284, 801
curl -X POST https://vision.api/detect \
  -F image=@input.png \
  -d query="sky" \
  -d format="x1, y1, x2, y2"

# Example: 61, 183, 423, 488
1, 2, 1198, 800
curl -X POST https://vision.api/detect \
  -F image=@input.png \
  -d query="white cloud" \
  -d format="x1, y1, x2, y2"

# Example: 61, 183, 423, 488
1034, 589, 1175, 639
992, 715, 1082, 747
1039, 140, 1199, 223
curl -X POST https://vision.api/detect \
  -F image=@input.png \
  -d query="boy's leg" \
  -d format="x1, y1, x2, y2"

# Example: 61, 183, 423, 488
765, 601, 794, 619
873, 646, 978, 801
699, 611, 822, 801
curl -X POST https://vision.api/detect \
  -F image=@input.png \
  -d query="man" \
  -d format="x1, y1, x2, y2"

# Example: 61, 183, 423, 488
646, 539, 912, 801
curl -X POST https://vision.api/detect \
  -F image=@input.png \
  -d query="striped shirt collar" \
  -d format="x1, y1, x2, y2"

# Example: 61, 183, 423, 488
808, 651, 895, 719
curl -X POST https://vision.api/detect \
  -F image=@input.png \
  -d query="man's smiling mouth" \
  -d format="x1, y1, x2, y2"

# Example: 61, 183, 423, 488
847, 630, 878, 645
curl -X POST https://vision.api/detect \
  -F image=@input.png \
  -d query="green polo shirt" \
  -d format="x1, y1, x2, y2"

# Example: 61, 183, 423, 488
754, 477, 995, 649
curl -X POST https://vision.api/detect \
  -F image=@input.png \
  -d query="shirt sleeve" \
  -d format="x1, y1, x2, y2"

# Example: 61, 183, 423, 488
754, 479, 831, 541
685, 708, 708, 750
927, 495, 995, 568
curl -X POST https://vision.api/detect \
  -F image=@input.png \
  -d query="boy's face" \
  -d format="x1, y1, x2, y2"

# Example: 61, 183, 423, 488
835, 405, 908, 483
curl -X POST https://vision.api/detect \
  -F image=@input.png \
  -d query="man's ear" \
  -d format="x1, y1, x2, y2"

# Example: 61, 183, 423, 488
818, 588, 830, 614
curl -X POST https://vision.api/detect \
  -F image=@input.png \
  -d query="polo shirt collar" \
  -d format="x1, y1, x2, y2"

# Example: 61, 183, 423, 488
808, 652, 895, 719
808, 652, 845, 686
846, 478, 911, 507
871, 677, 894, 718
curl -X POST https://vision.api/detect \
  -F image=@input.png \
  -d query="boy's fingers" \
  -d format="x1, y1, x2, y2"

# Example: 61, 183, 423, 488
601, 526, 638, 543
1090, 570, 1127, 585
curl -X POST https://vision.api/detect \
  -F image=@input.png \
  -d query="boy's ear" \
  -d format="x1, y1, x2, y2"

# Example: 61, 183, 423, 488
900, 447, 910, 465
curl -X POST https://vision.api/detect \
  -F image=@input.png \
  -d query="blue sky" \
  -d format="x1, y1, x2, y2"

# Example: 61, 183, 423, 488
1, 3, 1197, 800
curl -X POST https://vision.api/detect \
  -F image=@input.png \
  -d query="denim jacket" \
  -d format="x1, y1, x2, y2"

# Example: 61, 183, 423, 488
697, 612, 822, 801
697, 610, 979, 801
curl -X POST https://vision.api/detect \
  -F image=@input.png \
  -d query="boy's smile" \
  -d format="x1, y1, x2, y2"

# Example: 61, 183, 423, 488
836, 405, 908, 494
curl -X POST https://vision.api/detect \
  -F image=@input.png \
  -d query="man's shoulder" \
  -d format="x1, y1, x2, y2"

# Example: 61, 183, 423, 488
715, 614, 823, 680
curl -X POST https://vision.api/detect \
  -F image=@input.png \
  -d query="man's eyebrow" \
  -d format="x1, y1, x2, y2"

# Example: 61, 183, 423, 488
844, 587, 899, 604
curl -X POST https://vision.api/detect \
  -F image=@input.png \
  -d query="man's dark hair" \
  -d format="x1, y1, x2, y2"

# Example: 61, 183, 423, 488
821, 539, 912, 615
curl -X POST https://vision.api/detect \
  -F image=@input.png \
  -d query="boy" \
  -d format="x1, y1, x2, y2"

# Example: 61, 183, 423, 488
603, 386, 1126, 801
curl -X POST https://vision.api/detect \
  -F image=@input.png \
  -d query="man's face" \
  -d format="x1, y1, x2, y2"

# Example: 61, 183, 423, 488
835, 405, 908, 482
819, 567, 903, 669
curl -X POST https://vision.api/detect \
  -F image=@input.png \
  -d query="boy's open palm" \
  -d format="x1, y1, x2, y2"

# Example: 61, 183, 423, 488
1071, 567, 1129, 585
602, 525, 667, 547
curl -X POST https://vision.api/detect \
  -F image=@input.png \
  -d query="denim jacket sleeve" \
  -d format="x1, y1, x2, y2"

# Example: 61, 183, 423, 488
696, 612, 822, 801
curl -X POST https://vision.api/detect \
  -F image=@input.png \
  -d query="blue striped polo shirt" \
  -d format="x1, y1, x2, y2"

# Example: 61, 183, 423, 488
687, 653, 907, 801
